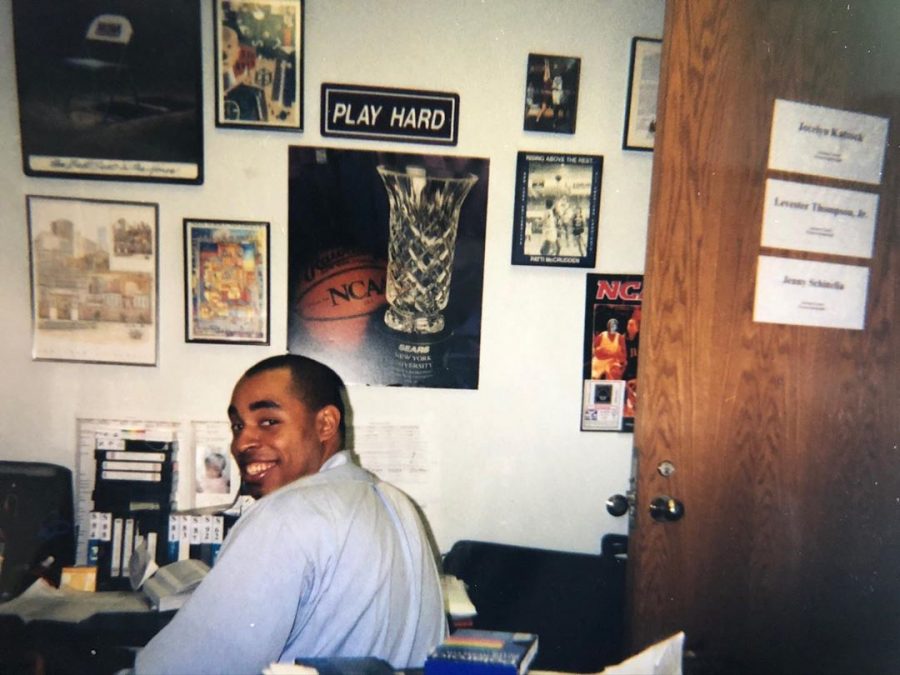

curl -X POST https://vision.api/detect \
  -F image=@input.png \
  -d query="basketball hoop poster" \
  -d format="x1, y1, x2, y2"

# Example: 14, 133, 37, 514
287, 146, 490, 389
581, 273, 643, 432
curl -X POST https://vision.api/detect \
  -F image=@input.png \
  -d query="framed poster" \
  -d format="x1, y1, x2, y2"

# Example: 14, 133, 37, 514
523, 53, 581, 134
214, 0, 304, 130
11, 0, 203, 184
581, 274, 643, 432
623, 37, 662, 151
27, 195, 159, 365
184, 219, 270, 345
511, 151, 603, 268
288, 146, 490, 389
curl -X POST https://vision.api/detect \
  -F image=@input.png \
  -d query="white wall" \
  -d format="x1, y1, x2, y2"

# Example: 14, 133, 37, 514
0, 0, 663, 554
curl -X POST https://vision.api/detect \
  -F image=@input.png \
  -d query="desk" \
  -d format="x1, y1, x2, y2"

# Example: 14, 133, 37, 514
0, 583, 175, 675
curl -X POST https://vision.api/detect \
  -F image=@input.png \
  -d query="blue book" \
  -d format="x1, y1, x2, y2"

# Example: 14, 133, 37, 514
424, 629, 539, 675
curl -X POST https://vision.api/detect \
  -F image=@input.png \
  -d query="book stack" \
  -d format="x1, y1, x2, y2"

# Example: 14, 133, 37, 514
425, 630, 539, 675
90, 438, 177, 590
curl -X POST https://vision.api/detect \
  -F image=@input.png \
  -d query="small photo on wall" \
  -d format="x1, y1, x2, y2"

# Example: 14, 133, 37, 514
523, 53, 581, 134
511, 151, 602, 268
214, 0, 303, 130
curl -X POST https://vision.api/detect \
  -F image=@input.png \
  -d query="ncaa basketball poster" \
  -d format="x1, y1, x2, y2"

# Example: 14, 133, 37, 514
287, 146, 490, 389
581, 273, 643, 432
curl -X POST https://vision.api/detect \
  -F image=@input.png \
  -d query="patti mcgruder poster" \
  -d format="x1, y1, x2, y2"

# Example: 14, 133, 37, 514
287, 147, 490, 389
581, 273, 643, 432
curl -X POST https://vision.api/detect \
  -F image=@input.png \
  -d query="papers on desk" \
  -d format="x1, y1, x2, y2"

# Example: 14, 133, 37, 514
0, 578, 150, 623
600, 631, 684, 675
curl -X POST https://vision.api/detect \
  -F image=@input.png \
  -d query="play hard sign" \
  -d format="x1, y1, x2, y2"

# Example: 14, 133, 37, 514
321, 83, 459, 145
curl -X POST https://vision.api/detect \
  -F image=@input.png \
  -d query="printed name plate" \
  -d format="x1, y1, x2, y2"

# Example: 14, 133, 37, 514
753, 255, 869, 330
768, 99, 889, 185
321, 83, 459, 145
761, 179, 878, 258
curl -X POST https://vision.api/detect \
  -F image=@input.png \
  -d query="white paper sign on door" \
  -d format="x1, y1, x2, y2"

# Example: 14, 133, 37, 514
761, 179, 878, 258
753, 255, 869, 330
768, 99, 889, 185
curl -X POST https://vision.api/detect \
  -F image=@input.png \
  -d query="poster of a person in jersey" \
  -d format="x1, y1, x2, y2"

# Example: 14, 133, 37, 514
287, 146, 489, 389
581, 273, 643, 432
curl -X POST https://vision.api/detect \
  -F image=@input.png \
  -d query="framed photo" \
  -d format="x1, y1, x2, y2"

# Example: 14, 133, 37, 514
580, 274, 643, 432
523, 53, 581, 134
27, 195, 159, 365
11, 0, 203, 184
214, 0, 304, 130
184, 219, 270, 345
511, 151, 603, 268
623, 37, 662, 151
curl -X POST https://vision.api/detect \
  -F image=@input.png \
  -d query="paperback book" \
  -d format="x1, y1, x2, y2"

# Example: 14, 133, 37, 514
425, 629, 539, 675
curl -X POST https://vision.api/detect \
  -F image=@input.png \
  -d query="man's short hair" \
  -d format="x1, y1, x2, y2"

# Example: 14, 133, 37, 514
242, 354, 347, 441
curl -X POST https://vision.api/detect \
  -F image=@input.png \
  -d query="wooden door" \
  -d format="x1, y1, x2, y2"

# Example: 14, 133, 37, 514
628, 2, 900, 673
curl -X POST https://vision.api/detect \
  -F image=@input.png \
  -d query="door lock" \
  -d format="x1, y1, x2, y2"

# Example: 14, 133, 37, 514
649, 495, 685, 522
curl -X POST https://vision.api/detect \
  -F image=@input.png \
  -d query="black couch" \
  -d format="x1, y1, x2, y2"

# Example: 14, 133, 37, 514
442, 536, 627, 673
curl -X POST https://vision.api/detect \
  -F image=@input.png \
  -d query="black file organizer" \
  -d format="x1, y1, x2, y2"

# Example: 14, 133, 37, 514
91, 440, 175, 590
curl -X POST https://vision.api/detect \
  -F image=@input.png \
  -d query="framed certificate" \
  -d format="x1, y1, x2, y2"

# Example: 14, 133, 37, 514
623, 37, 662, 151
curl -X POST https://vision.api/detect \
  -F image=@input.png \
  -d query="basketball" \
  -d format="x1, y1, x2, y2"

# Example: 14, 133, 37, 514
296, 249, 387, 347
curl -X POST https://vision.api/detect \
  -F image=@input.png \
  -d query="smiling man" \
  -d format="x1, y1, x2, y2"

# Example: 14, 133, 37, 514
134, 354, 445, 674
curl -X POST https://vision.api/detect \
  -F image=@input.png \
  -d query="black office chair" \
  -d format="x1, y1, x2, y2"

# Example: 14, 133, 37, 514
442, 537, 627, 672
0, 461, 76, 601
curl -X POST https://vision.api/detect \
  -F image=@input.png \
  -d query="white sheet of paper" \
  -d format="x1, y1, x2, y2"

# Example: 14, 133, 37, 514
768, 99, 889, 185
753, 255, 869, 330
761, 179, 878, 258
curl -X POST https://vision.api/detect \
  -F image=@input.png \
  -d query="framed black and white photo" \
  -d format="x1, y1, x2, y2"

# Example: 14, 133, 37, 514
623, 37, 662, 151
511, 151, 603, 268
12, 0, 203, 184
27, 195, 159, 365
214, 0, 304, 131
523, 53, 581, 134
184, 219, 270, 345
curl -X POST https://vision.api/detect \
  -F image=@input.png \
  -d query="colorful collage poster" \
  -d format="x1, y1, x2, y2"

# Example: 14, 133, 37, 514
581, 273, 643, 432
287, 147, 490, 389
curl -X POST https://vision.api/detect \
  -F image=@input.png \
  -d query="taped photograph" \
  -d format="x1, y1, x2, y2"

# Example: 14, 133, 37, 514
512, 151, 602, 268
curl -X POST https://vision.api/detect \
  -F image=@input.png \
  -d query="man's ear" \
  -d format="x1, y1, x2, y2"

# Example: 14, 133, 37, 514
315, 405, 341, 444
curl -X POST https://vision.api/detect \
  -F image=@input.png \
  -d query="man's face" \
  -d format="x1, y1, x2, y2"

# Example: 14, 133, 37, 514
227, 367, 330, 498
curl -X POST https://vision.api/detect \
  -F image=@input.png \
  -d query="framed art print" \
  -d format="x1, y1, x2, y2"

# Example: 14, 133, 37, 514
623, 37, 662, 151
184, 219, 270, 345
27, 195, 159, 365
12, 0, 203, 183
214, 0, 304, 130
523, 53, 581, 134
511, 151, 603, 268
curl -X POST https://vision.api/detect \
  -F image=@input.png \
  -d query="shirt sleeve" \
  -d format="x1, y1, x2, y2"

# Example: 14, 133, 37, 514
134, 505, 312, 675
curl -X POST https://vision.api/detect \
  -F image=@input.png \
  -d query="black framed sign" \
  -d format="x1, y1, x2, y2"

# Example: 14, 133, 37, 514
214, 0, 304, 131
623, 37, 662, 151
511, 151, 602, 268
184, 219, 270, 345
321, 83, 460, 145
11, 0, 204, 184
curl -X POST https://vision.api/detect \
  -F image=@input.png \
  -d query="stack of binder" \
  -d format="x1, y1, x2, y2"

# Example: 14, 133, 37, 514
89, 439, 176, 590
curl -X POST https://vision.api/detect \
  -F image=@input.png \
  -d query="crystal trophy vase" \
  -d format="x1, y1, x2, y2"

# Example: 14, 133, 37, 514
377, 165, 477, 334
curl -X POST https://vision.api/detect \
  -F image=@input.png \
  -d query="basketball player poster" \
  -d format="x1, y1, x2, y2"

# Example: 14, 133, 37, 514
511, 151, 602, 268
581, 273, 643, 432
287, 146, 490, 389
